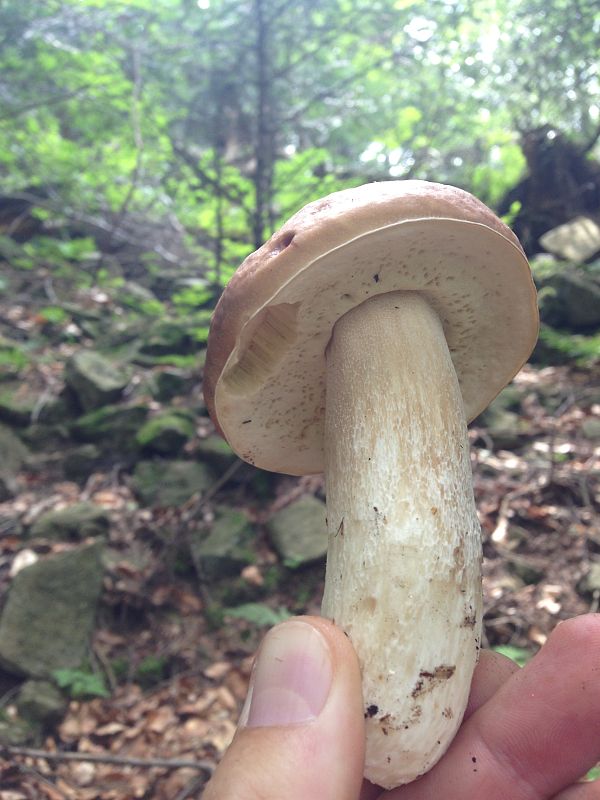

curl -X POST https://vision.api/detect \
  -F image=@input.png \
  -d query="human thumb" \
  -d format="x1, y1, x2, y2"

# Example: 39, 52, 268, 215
203, 616, 366, 800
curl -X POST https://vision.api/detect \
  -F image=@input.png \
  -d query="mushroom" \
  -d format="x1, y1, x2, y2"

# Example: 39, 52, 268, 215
203, 180, 538, 788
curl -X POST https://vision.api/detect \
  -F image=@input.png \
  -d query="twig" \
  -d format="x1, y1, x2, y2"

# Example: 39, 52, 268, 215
1, 746, 214, 774
183, 459, 244, 522
174, 773, 208, 800
12, 759, 70, 799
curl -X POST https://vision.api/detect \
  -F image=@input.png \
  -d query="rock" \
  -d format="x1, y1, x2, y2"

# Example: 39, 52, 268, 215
577, 562, 600, 597
65, 350, 131, 411
0, 423, 29, 501
196, 434, 237, 470
72, 403, 149, 450
190, 507, 255, 580
136, 412, 195, 455
540, 216, 600, 262
582, 418, 600, 441
139, 319, 194, 357
63, 444, 103, 480
0, 543, 105, 678
28, 503, 110, 541
16, 679, 67, 726
120, 281, 160, 310
132, 459, 214, 507
152, 368, 195, 401
538, 266, 600, 332
0, 381, 36, 426
505, 554, 545, 585
0, 717, 35, 746
266, 495, 328, 567
476, 396, 530, 450
22, 423, 70, 453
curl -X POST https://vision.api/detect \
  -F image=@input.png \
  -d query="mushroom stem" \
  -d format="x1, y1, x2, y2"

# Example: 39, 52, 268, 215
322, 290, 483, 788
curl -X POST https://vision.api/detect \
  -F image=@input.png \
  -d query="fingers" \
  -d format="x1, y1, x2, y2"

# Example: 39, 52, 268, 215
360, 648, 520, 800
463, 648, 521, 719
203, 616, 365, 800
553, 782, 600, 800
386, 614, 600, 800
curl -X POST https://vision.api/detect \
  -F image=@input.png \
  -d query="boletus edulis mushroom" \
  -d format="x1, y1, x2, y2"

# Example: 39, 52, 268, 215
203, 180, 539, 788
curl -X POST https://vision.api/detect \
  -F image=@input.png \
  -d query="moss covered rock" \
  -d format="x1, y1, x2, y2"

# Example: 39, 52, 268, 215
190, 507, 256, 580
136, 412, 195, 455
16, 679, 67, 726
0, 423, 29, 501
29, 502, 110, 541
0, 543, 105, 678
266, 496, 328, 567
132, 459, 214, 507
65, 350, 131, 411
72, 403, 149, 450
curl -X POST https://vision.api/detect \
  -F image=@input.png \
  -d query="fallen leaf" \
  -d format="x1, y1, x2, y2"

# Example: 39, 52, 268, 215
203, 662, 231, 681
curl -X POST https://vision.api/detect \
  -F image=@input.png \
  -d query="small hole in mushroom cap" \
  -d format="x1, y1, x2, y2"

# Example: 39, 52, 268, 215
270, 230, 295, 256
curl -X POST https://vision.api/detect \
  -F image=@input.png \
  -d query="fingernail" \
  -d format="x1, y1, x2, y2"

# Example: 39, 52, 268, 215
240, 621, 332, 728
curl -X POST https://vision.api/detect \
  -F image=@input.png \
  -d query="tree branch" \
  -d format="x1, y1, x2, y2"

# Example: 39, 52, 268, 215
1, 745, 215, 774
0, 86, 92, 121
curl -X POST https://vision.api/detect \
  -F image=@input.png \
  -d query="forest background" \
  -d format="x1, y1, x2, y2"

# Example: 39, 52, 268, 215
0, 1, 599, 798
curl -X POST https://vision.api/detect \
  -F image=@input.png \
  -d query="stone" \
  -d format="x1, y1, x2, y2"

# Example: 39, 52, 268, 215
577, 562, 600, 597
139, 319, 193, 357
505, 554, 545, 585
65, 350, 131, 411
0, 717, 35, 746
538, 267, 600, 332
71, 403, 148, 449
120, 281, 160, 309
132, 459, 214, 507
0, 382, 36, 426
0, 543, 105, 678
28, 502, 110, 541
582, 418, 600, 441
63, 444, 103, 480
152, 368, 195, 401
16, 679, 67, 725
540, 216, 600, 262
190, 507, 255, 580
196, 434, 237, 470
0, 423, 29, 501
136, 412, 195, 455
266, 495, 328, 567
476, 397, 530, 450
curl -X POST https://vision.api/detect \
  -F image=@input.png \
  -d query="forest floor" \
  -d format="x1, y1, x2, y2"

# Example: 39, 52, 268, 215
0, 360, 599, 799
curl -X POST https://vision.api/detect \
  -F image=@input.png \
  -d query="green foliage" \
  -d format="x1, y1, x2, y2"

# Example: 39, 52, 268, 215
0, 0, 598, 316
492, 644, 532, 667
586, 765, 600, 781
538, 325, 600, 365
171, 284, 218, 310
0, 341, 29, 371
135, 655, 169, 688
53, 668, 109, 699
225, 603, 291, 627
38, 306, 69, 324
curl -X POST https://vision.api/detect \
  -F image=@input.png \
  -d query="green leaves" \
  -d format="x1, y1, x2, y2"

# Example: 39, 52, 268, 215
492, 644, 532, 667
225, 603, 292, 627
53, 668, 109, 699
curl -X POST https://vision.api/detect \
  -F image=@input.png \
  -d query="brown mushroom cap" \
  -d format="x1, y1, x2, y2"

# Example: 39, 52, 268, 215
204, 180, 538, 475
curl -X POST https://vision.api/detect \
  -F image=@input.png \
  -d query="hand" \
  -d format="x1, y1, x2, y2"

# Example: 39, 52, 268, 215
204, 614, 600, 799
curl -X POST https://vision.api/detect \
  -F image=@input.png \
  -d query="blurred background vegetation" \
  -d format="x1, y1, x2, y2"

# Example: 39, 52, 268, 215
2, 0, 599, 282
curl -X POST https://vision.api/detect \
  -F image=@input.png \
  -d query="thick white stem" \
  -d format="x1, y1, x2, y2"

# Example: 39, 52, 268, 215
322, 291, 482, 788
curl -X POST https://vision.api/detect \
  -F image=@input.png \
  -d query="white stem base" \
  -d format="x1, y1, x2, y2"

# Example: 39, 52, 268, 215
322, 291, 482, 788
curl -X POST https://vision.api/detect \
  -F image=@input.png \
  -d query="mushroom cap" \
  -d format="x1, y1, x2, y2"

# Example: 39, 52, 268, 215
204, 180, 538, 475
